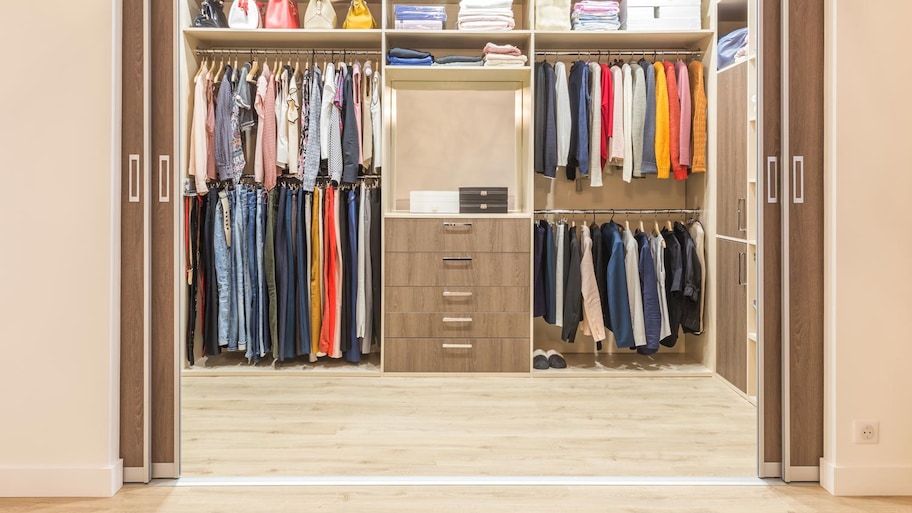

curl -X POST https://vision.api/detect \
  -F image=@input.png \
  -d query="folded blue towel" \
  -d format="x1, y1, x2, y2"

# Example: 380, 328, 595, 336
387, 55, 435, 66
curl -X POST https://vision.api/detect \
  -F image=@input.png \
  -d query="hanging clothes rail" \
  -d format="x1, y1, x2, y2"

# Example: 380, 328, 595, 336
195, 48, 383, 57
535, 49, 703, 57
534, 208, 701, 215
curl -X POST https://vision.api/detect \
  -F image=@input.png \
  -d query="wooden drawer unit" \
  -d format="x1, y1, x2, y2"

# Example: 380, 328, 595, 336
385, 286, 530, 313
385, 218, 530, 253
384, 338, 530, 373
386, 312, 530, 338
385, 252, 530, 287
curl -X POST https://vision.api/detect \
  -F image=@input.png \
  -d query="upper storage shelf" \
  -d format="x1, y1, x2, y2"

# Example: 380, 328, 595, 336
533, 30, 714, 51
183, 28, 384, 50
385, 30, 532, 50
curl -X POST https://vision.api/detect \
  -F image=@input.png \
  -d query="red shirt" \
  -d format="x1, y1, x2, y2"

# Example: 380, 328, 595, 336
600, 63, 612, 167
664, 61, 686, 180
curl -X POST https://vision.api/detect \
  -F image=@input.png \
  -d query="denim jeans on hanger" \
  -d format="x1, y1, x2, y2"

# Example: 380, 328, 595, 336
275, 187, 288, 361
245, 187, 259, 361
282, 189, 298, 361
214, 188, 234, 348
296, 190, 310, 356
255, 189, 267, 357
232, 187, 248, 352
345, 188, 360, 363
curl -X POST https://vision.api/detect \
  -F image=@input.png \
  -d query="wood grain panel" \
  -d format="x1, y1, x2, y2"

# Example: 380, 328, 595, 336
386, 313, 531, 338
384, 252, 530, 287
384, 338, 530, 372
150, 0, 175, 468
716, 64, 748, 239
716, 239, 747, 393
761, 0, 783, 466
385, 218, 531, 253
787, 0, 825, 468
120, 0, 146, 471
386, 287, 530, 313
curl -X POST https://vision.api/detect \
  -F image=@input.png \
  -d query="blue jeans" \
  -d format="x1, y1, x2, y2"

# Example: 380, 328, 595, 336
256, 189, 267, 357
232, 187, 247, 351
214, 189, 234, 348
345, 189, 360, 363
296, 190, 311, 355
245, 187, 259, 361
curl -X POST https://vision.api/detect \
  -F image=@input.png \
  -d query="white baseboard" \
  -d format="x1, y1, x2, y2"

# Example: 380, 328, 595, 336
761, 462, 782, 478
785, 465, 819, 482
124, 466, 149, 484
152, 463, 178, 479
0, 460, 123, 497
821, 459, 912, 496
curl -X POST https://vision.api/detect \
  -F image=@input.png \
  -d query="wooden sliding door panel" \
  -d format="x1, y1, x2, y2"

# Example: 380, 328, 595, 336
716, 239, 748, 393
785, 0, 825, 470
717, 64, 748, 239
761, 0, 783, 469
120, 0, 149, 480
150, 0, 176, 474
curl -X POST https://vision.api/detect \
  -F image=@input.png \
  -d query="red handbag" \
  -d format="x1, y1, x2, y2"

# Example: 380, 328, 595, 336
265, 0, 300, 28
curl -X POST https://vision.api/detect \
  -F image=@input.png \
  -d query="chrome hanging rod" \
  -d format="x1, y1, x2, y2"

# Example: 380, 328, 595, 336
535, 49, 703, 57
195, 48, 382, 56
534, 208, 701, 215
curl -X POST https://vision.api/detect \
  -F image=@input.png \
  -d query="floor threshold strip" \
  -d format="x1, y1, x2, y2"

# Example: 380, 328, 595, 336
154, 476, 782, 487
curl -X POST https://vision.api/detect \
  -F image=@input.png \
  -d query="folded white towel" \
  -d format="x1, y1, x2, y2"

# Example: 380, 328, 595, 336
457, 20, 515, 30
459, 0, 513, 10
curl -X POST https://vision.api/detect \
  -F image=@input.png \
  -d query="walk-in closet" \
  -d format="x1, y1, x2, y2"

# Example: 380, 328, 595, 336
116, 0, 825, 483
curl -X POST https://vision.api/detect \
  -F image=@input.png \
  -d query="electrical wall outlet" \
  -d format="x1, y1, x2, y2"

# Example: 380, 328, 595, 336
853, 420, 879, 444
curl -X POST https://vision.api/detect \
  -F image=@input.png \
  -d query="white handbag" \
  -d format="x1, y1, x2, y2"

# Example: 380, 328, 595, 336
304, 0, 337, 29
228, 0, 262, 29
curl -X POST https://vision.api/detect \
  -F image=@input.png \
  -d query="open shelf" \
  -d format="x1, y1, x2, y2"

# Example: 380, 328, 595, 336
532, 352, 713, 377
183, 28, 383, 49
183, 351, 382, 376
533, 30, 713, 51
385, 64, 531, 83
386, 29, 531, 50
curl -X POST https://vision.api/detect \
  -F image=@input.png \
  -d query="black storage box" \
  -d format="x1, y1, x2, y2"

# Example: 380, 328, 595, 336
459, 187, 508, 214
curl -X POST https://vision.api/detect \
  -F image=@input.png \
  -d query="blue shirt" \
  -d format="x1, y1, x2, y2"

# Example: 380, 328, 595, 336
603, 222, 634, 348
636, 231, 662, 353
567, 61, 590, 180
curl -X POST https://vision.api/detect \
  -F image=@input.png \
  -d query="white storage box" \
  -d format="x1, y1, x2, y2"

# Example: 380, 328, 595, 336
626, 0, 700, 6
626, 17, 702, 30
409, 191, 460, 213
622, 0, 702, 30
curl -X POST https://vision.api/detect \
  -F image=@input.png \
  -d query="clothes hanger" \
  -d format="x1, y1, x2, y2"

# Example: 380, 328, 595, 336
624, 213, 630, 232
653, 213, 661, 236
638, 217, 645, 233
247, 52, 259, 83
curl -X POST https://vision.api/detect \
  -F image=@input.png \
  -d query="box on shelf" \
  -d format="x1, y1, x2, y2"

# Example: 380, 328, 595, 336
393, 5, 447, 30
459, 187, 508, 214
621, 0, 702, 30
410, 191, 460, 213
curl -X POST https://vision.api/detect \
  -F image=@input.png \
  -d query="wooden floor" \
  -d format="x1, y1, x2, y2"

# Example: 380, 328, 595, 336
181, 375, 756, 477
3, 484, 912, 512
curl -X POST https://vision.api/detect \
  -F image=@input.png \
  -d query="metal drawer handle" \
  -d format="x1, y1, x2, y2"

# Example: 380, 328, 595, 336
442, 257, 473, 262
767, 156, 779, 204
792, 156, 805, 204
443, 291, 473, 297
442, 317, 473, 323
442, 343, 473, 349
443, 222, 473, 227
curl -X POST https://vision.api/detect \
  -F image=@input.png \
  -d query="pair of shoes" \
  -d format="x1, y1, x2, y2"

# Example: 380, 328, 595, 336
532, 349, 567, 370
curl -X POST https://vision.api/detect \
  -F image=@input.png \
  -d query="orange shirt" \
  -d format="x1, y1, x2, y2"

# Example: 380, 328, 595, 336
688, 60, 707, 173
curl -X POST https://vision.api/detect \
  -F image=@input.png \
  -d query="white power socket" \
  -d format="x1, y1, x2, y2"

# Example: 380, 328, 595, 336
853, 420, 879, 444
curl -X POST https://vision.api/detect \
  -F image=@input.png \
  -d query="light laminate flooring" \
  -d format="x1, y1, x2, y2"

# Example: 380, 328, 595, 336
181, 375, 756, 477
3, 485, 912, 513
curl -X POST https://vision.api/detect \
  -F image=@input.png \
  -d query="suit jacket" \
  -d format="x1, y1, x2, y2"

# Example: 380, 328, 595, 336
561, 226, 582, 342
603, 222, 634, 348
660, 227, 683, 347
675, 222, 702, 334
635, 230, 661, 354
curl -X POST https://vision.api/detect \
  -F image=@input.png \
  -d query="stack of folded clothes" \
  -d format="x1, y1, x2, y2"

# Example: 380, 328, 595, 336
432, 55, 485, 66
482, 42, 528, 67
457, 0, 515, 31
393, 5, 447, 30
570, 0, 621, 30
387, 47, 434, 66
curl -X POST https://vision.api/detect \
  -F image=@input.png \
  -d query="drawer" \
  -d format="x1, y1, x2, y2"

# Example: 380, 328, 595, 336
384, 338, 530, 373
385, 312, 530, 338
385, 286, 530, 313
385, 218, 530, 253
384, 252, 530, 287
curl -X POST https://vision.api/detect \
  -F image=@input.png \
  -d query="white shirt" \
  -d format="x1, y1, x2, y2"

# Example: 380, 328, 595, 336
189, 62, 209, 195
623, 228, 646, 347
608, 65, 625, 167
320, 62, 336, 159
370, 70, 382, 171
275, 69, 289, 168
286, 73, 300, 177
555, 223, 566, 328
588, 62, 603, 186
622, 63, 634, 182
554, 61, 571, 168
651, 233, 672, 340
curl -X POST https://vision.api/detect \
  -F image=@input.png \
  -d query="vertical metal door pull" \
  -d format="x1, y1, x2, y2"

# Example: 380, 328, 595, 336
738, 252, 746, 286
792, 156, 805, 204
737, 198, 746, 232
158, 155, 171, 203
129, 154, 141, 203
767, 156, 779, 203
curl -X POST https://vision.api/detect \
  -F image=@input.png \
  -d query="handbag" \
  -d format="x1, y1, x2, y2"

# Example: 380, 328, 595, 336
304, 0, 337, 29
264, 0, 301, 28
228, 0, 262, 29
342, 0, 376, 29
193, 0, 229, 28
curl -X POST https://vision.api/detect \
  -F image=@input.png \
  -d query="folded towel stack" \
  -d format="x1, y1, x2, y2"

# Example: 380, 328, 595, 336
458, 0, 515, 31
483, 42, 528, 67
571, 0, 621, 31
432, 55, 485, 66
387, 47, 435, 66
393, 5, 447, 30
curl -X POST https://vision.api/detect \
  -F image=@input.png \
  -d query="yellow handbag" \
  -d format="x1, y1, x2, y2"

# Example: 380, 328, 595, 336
342, 0, 377, 29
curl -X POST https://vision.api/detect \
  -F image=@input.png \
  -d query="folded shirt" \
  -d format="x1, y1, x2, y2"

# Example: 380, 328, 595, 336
432, 60, 485, 66
387, 47, 434, 59
387, 55, 435, 66
484, 59, 528, 67
395, 20, 446, 29
459, 0, 513, 10
457, 20, 515, 30
483, 53, 527, 61
483, 42, 522, 56
394, 5, 447, 18
435, 55, 484, 64
458, 7, 514, 16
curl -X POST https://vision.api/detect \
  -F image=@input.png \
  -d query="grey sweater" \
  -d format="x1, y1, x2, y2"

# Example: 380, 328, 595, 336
639, 59, 658, 174
631, 64, 646, 178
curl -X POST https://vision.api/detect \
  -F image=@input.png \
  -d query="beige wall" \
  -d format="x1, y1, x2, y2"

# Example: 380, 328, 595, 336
0, 1, 122, 497
822, 0, 912, 496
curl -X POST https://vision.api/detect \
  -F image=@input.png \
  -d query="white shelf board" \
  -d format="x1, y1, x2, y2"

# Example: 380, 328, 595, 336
385, 65, 531, 83
533, 30, 713, 51
386, 29, 531, 50
384, 211, 532, 219
183, 28, 383, 49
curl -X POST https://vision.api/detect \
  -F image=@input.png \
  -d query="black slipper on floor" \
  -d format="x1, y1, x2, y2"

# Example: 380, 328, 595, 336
532, 349, 550, 370
546, 350, 567, 369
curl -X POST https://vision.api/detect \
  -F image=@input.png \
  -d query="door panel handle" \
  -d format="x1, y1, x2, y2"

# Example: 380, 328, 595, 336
442, 257, 473, 262
158, 155, 171, 203
443, 222, 473, 228
767, 156, 779, 204
442, 317, 473, 323
128, 154, 141, 203
737, 198, 746, 232
792, 156, 805, 204
738, 252, 746, 286
442, 343, 473, 349
443, 291, 473, 297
